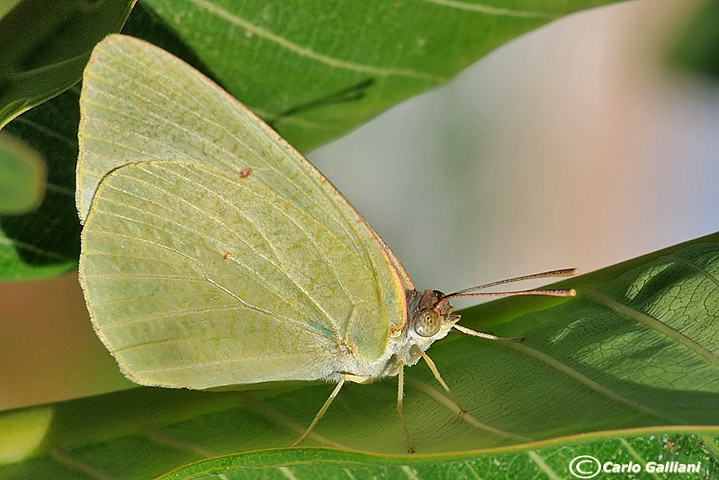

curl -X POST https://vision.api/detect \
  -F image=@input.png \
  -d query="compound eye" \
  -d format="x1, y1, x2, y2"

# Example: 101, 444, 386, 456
413, 309, 441, 337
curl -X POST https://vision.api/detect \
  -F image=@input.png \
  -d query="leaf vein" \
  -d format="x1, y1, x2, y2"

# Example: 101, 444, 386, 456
506, 341, 683, 423
419, 0, 554, 18
187, 0, 444, 81
583, 288, 719, 367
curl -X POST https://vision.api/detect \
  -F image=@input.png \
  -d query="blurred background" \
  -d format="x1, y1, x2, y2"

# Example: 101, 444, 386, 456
2, 0, 718, 411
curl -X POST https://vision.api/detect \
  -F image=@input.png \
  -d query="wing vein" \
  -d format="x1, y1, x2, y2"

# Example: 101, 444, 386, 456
104, 171, 342, 331
85, 229, 332, 340
92, 196, 337, 334
84, 65, 371, 262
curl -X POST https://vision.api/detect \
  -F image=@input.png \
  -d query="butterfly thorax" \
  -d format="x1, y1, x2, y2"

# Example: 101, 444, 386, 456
333, 289, 459, 381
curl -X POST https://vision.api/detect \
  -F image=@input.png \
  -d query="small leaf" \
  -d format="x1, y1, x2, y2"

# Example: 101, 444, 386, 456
0, 89, 81, 281
0, 407, 53, 466
669, 0, 719, 80
0, 0, 136, 128
0, 0, 135, 279
0, 133, 45, 214
0, 233, 716, 478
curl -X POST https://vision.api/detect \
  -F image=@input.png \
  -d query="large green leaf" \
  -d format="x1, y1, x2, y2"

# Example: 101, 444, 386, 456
0, 0, 135, 128
160, 433, 719, 479
1, 233, 717, 478
136, 0, 620, 152
0, 0, 624, 281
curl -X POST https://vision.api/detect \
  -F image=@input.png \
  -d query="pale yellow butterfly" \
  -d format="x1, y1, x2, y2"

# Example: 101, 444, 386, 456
77, 34, 576, 451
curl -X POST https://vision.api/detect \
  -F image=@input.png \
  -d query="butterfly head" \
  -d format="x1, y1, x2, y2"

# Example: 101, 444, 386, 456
407, 268, 579, 340
409, 289, 460, 338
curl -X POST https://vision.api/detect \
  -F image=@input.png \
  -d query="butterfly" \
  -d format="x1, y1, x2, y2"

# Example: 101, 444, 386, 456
77, 34, 576, 452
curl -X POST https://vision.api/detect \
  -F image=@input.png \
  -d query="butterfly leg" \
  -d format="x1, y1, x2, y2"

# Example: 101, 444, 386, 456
397, 361, 415, 453
419, 350, 467, 414
292, 373, 371, 447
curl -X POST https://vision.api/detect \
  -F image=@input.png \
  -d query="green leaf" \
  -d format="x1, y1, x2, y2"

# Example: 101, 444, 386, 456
159, 433, 719, 480
0, 89, 81, 280
0, 0, 134, 279
0, 0, 136, 128
0, 1, 22, 19
137, 0, 622, 152
0, 132, 45, 215
669, 0, 719, 80
0, 0, 624, 281
1, 233, 717, 478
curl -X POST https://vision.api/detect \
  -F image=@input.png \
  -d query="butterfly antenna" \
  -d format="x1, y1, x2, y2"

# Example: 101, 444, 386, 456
435, 268, 578, 311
